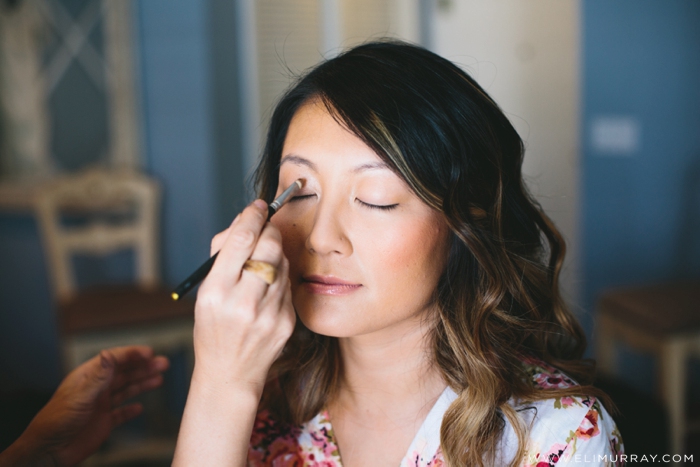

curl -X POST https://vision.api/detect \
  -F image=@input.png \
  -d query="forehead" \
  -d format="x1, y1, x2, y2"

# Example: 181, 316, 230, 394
280, 100, 387, 172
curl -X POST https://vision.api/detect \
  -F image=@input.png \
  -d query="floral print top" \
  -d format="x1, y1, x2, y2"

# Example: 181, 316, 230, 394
248, 357, 625, 466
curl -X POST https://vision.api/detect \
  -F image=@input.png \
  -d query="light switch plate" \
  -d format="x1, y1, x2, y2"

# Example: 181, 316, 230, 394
590, 116, 641, 156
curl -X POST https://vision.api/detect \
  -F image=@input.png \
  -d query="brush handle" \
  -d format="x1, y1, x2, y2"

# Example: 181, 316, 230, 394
171, 253, 218, 300
171, 206, 277, 300
171, 179, 301, 301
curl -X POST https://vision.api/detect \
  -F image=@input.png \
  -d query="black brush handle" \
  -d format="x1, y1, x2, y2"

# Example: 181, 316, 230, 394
171, 253, 218, 300
172, 205, 277, 300
171, 179, 301, 301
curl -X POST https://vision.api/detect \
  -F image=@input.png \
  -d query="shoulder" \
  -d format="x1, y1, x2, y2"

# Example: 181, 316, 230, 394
503, 356, 625, 466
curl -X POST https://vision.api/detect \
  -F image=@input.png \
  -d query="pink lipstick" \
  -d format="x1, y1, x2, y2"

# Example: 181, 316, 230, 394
302, 275, 362, 295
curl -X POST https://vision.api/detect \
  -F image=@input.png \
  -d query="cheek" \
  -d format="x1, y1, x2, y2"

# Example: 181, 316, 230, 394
361, 218, 448, 298
276, 224, 303, 263
271, 214, 308, 276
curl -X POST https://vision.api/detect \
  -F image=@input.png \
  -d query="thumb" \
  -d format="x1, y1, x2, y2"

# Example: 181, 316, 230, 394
83, 350, 117, 396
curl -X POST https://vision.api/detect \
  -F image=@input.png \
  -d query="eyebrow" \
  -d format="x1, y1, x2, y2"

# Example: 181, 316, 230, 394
279, 154, 391, 173
279, 155, 317, 172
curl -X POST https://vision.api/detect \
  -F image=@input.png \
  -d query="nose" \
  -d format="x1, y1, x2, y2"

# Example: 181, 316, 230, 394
305, 196, 352, 257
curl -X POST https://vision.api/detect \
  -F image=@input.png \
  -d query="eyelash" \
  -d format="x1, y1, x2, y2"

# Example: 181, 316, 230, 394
357, 199, 398, 211
289, 194, 398, 211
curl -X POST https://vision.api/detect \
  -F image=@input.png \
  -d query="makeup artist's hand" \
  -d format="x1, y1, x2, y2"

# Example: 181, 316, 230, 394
0, 346, 169, 467
193, 198, 295, 393
173, 199, 295, 466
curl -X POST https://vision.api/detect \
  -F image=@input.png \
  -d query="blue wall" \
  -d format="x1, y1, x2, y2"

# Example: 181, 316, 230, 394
0, 0, 245, 391
582, 1, 700, 391
0, 214, 60, 390
137, 0, 218, 286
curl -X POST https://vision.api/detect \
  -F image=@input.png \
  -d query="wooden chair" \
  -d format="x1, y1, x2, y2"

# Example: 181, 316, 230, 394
596, 281, 700, 463
34, 168, 194, 464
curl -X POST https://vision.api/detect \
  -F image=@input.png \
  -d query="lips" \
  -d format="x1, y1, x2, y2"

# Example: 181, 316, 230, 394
301, 275, 362, 295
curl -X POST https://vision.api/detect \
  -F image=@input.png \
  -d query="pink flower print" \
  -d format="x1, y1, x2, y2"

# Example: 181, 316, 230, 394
267, 437, 304, 467
309, 427, 338, 458
533, 371, 577, 390
553, 396, 577, 409
407, 449, 444, 467
427, 450, 445, 467
305, 459, 340, 467
580, 395, 594, 408
248, 448, 265, 466
609, 429, 626, 467
532, 443, 568, 466
575, 408, 600, 440
560, 396, 575, 407
250, 410, 273, 447
520, 356, 561, 375
250, 410, 301, 448
271, 454, 304, 467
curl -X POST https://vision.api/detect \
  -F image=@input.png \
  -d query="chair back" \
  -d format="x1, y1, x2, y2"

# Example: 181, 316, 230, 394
35, 168, 161, 301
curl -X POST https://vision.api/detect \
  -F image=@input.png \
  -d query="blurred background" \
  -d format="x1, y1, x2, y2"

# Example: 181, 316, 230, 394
0, 0, 698, 464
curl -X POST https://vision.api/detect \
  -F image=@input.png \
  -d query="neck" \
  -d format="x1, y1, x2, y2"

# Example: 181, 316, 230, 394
332, 310, 446, 420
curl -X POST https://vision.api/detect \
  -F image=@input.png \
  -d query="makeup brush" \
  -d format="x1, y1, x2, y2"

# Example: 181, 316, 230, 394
171, 179, 303, 300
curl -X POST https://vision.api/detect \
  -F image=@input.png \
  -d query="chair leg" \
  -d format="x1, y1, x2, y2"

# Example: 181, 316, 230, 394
596, 313, 618, 376
660, 340, 686, 464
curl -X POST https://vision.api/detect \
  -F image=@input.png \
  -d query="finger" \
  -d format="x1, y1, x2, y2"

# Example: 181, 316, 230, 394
272, 285, 295, 362
237, 222, 285, 304
113, 354, 168, 373
111, 374, 164, 406
257, 258, 293, 351
260, 254, 289, 309
110, 355, 168, 387
110, 356, 169, 392
278, 276, 293, 315
278, 255, 290, 291
103, 346, 155, 369
66, 350, 117, 400
111, 403, 143, 428
209, 214, 242, 256
70, 347, 155, 397
264, 273, 293, 325
210, 231, 228, 257
110, 368, 166, 393
206, 200, 268, 286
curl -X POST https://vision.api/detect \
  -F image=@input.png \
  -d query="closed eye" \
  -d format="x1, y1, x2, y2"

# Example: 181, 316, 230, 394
289, 194, 315, 202
356, 199, 398, 211
289, 194, 397, 211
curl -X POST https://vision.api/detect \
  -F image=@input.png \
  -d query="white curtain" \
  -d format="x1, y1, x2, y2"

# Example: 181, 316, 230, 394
249, 0, 417, 167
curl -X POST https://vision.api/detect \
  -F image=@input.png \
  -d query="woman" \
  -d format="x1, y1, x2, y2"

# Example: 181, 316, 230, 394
174, 41, 624, 466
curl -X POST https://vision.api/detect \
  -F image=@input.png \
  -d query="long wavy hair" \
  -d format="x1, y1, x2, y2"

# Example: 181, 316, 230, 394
253, 40, 612, 466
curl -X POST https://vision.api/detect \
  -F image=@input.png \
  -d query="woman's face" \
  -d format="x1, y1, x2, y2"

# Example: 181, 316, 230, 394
271, 99, 451, 339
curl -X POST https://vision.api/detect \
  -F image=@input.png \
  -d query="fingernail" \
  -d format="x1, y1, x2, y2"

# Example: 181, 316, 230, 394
153, 357, 170, 370
253, 199, 267, 210
100, 351, 113, 369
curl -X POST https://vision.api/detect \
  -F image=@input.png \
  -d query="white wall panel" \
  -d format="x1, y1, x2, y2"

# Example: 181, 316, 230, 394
432, 0, 582, 306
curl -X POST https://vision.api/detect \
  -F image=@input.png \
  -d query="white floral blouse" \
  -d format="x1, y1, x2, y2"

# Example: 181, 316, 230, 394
248, 357, 625, 466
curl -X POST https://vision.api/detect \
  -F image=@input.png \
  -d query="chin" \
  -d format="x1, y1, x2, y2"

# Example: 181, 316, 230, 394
292, 285, 348, 328
292, 295, 368, 338
295, 304, 355, 338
